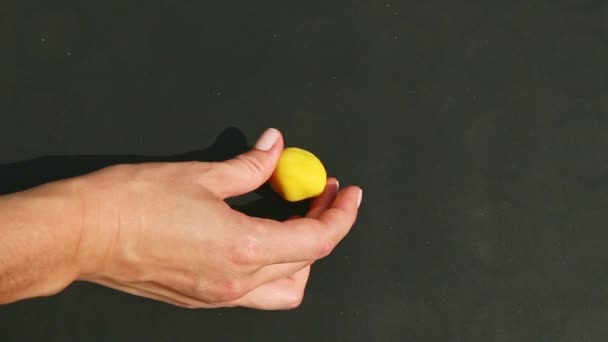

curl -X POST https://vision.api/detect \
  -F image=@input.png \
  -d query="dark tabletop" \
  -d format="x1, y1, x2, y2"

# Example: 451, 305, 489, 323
1, 0, 608, 341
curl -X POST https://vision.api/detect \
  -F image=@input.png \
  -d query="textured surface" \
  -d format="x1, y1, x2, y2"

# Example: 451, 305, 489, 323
1, 0, 607, 341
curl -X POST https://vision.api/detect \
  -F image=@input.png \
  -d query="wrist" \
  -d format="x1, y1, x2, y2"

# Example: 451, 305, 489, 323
70, 172, 122, 281
0, 179, 85, 303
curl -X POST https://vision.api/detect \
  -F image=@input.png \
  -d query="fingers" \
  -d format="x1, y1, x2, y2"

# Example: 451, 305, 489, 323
252, 185, 361, 264
307, 178, 339, 219
314, 185, 360, 230
204, 128, 284, 199
234, 266, 311, 310
93, 268, 312, 311
244, 179, 336, 286
251, 260, 311, 288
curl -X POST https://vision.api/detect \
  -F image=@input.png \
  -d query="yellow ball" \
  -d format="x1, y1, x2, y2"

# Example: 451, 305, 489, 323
269, 147, 327, 202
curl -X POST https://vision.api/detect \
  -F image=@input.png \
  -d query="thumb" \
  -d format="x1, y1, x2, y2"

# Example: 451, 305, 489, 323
206, 128, 283, 199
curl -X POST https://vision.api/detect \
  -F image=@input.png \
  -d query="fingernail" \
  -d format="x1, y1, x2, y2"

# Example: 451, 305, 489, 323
255, 128, 280, 151
357, 188, 363, 208
327, 179, 339, 195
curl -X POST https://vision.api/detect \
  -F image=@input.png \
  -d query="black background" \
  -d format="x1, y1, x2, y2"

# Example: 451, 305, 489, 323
1, 0, 608, 341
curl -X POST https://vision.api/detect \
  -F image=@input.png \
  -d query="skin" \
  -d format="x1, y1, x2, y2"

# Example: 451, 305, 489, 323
0, 128, 361, 310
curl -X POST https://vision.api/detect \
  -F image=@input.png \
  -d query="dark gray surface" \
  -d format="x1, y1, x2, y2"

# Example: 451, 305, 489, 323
1, 0, 608, 341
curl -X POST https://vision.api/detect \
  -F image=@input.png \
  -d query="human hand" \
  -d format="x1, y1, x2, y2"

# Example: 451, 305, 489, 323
74, 128, 362, 309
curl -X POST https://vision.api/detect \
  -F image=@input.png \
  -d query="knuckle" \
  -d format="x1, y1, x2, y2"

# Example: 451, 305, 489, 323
190, 281, 211, 301
317, 240, 335, 258
235, 154, 265, 175
284, 290, 305, 309
210, 279, 247, 303
229, 235, 264, 266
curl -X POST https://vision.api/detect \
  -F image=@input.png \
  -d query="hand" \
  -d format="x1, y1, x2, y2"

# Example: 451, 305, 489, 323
75, 128, 362, 309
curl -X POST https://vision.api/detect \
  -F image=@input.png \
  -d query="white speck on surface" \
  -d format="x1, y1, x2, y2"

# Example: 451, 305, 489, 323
393, 11, 399, 15
41, 37, 46, 42
330, 76, 337, 80
66, 52, 71, 56
386, 3, 390, 7
339, 311, 344, 316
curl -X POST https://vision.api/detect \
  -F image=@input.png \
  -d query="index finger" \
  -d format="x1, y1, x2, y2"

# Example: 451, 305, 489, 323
254, 185, 361, 264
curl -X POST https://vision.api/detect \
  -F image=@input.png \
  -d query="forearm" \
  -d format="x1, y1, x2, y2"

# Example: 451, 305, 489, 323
0, 181, 83, 304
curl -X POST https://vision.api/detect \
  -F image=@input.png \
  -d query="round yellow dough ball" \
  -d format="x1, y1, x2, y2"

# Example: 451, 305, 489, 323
269, 147, 327, 202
